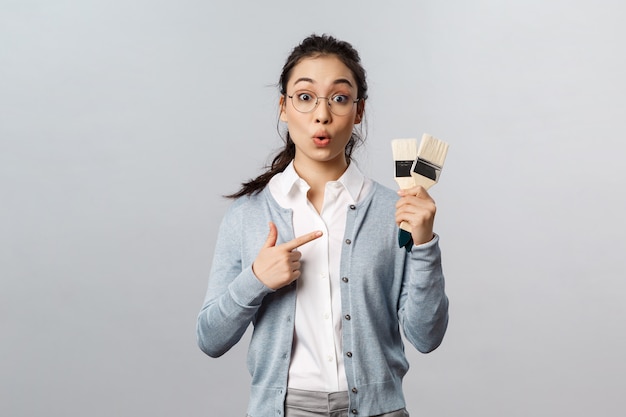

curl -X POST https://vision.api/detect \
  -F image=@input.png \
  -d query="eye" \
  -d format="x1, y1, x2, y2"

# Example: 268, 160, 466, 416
332, 94, 351, 104
297, 92, 314, 102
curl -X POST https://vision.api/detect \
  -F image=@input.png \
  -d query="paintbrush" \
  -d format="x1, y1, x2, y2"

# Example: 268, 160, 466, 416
392, 134, 449, 250
391, 138, 419, 249
411, 133, 449, 190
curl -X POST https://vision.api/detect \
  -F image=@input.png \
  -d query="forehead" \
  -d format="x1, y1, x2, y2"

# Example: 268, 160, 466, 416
287, 55, 356, 89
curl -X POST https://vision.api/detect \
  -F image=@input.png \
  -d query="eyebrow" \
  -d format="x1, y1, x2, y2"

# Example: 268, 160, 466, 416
293, 77, 355, 88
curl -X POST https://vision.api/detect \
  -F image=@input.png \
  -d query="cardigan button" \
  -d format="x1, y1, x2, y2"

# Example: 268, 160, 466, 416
351, 409, 358, 414
345, 239, 352, 245
346, 351, 353, 358
351, 387, 358, 394
344, 314, 351, 320
349, 204, 356, 210
342, 277, 349, 283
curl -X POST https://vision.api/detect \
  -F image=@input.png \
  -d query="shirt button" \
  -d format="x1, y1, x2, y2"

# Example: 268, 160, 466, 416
342, 277, 349, 283
345, 239, 352, 245
323, 312, 330, 320
327, 355, 334, 362
344, 314, 351, 320
346, 352, 352, 358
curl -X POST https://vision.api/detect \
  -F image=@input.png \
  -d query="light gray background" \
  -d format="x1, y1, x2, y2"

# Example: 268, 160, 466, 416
2, 0, 625, 416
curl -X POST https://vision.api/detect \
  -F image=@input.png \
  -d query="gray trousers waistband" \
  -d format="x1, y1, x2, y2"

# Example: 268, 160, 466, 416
284, 389, 348, 417
283, 389, 409, 417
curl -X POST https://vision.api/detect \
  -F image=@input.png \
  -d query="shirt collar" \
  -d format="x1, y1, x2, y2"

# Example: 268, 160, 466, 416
279, 161, 365, 203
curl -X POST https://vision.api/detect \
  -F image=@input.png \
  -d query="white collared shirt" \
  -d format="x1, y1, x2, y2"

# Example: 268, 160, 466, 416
268, 161, 372, 392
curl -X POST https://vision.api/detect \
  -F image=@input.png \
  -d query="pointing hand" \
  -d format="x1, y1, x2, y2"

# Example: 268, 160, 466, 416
252, 222, 323, 290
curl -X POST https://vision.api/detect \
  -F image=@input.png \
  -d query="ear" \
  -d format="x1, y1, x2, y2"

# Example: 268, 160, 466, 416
279, 95, 288, 122
354, 99, 365, 124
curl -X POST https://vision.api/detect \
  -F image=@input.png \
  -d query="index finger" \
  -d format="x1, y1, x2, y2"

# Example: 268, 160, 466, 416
398, 185, 433, 200
282, 230, 323, 251
398, 185, 429, 197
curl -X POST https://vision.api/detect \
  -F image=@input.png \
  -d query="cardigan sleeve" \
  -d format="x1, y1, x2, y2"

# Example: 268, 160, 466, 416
398, 234, 449, 353
196, 204, 275, 358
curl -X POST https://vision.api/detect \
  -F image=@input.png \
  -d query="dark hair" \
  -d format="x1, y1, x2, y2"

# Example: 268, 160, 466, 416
226, 34, 368, 198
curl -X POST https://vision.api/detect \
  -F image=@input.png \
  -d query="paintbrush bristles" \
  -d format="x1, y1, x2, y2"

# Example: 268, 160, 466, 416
391, 138, 418, 161
417, 134, 449, 168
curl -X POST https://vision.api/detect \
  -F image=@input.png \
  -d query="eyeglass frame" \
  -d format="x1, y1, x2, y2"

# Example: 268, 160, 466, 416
285, 91, 361, 116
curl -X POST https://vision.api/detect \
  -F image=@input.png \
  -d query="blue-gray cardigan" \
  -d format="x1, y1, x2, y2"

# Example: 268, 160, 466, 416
197, 182, 448, 417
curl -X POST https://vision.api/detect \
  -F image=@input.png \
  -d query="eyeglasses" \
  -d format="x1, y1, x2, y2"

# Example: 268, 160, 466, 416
287, 90, 360, 116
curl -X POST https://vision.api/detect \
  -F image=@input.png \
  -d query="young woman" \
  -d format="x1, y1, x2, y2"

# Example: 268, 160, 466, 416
197, 34, 449, 417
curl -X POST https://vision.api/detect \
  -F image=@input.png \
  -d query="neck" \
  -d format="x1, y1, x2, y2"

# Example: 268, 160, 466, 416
292, 157, 348, 191
292, 157, 348, 214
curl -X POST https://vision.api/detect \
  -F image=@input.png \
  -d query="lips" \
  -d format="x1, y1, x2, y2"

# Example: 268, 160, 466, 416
313, 131, 331, 147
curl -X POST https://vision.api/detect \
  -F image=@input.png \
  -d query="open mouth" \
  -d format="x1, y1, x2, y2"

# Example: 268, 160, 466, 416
313, 131, 331, 147
313, 136, 331, 146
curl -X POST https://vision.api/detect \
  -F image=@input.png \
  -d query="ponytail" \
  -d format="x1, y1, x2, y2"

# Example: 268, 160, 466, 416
224, 136, 296, 199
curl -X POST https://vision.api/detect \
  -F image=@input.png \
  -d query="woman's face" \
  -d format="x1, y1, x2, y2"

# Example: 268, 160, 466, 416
280, 54, 364, 172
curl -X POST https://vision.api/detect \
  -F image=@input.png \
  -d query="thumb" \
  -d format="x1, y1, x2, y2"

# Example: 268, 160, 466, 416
262, 221, 278, 248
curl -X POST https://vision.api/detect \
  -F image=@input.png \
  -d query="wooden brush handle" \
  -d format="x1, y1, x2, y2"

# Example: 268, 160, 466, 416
412, 175, 436, 190
400, 221, 412, 233
395, 178, 415, 233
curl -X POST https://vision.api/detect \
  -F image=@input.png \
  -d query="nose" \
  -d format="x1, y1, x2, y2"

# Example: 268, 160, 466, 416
314, 98, 332, 124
